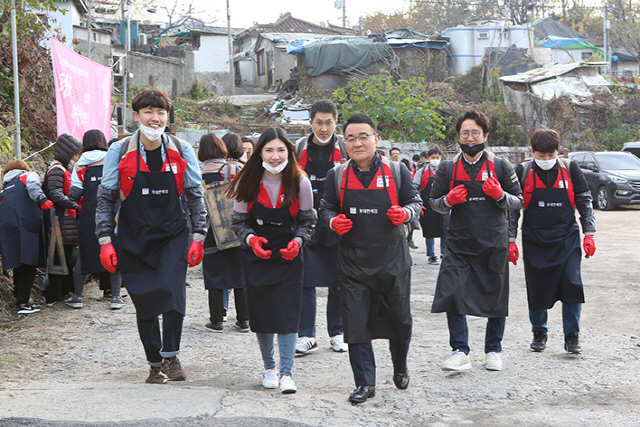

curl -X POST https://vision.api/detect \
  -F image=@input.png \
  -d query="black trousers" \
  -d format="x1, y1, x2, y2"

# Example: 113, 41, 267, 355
136, 309, 183, 367
13, 264, 37, 306
42, 244, 76, 302
208, 288, 249, 323
348, 339, 411, 387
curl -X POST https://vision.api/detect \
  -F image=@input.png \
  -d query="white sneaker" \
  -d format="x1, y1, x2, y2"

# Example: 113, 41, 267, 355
485, 352, 503, 371
279, 375, 297, 394
441, 349, 472, 371
330, 334, 348, 352
295, 337, 318, 356
261, 369, 278, 389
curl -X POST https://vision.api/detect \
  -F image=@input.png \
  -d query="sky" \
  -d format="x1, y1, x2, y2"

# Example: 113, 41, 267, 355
155, 0, 409, 30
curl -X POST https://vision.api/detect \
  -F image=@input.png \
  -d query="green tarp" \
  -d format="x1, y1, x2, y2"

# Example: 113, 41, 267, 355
304, 37, 391, 77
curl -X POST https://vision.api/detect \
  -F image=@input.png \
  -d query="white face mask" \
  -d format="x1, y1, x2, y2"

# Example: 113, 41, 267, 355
315, 135, 332, 144
262, 159, 288, 175
429, 159, 441, 168
535, 158, 557, 171
139, 124, 164, 141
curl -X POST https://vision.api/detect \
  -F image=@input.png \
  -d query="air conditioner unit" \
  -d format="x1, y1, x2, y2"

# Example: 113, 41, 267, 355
139, 33, 147, 45
112, 54, 124, 76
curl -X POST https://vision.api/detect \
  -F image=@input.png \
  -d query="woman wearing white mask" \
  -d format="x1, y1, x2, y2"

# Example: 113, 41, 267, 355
227, 127, 316, 394
509, 128, 596, 355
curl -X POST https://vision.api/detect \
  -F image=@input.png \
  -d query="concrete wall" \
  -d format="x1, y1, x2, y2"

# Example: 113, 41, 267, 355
73, 27, 112, 67
235, 35, 258, 86
531, 47, 596, 65
128, 51, 194, 98
194, 35, 233, 94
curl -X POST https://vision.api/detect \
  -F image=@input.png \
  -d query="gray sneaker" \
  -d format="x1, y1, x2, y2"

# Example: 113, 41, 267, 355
110, 296, 125, 310
65, 294, 83, 309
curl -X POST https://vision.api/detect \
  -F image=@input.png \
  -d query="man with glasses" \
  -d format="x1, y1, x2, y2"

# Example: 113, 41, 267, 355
320, 114, 421, 403
429, 108, 523, 372
294, 100, 348, 356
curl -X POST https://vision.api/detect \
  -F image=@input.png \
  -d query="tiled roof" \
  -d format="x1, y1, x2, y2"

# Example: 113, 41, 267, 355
236, 13, 347, 40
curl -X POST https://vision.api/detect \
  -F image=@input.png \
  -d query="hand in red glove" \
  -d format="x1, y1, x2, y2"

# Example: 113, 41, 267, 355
420, 205, 427, 216
482, 175, 504, 200
67, 208, 77, 217
583, 235, 596, 258
387, 205, 409, 226
188, 240, 204, 267
40, 200, 54, 211
509, 242, 519, 265
100, 243, 118, 273
279, 239, 300, 261
249, 236, 272, 259
446, 184, 468, 205
331, 214, 353, 236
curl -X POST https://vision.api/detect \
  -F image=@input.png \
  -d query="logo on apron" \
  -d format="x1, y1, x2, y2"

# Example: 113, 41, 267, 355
350, 207, 357, 215
309, 174, 316, 181
142, 188, 149, 195
376, 176, 390, 188
482, 171, 488, 181
166, 163, 178, 174
558, 180, 566, 188
91, 176, 97, 181
257, 218, 264, 225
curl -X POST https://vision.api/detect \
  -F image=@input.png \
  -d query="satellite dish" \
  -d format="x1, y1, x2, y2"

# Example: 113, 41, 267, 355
526, 2, 534, 10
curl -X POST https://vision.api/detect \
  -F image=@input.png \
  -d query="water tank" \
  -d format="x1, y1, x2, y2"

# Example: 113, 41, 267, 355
443, 26, 476, 75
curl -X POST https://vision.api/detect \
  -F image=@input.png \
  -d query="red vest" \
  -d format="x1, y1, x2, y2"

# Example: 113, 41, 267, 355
523, 161, 575, 209
339, 162, 399, 210
298, 146, 343, 170
449, 156, 497, 190
248, 183, 299, 218
419, 168, 435, 191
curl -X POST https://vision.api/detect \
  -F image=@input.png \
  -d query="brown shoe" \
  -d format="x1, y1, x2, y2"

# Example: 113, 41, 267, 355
161, 356, 186, 381
146, 366, 167, 384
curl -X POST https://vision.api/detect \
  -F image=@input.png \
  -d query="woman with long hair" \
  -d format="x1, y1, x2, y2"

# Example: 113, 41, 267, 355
198, 133, 248, 332
228, 127, 316, 394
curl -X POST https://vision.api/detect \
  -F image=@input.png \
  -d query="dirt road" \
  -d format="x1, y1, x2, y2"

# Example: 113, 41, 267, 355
1, 208, 639, 426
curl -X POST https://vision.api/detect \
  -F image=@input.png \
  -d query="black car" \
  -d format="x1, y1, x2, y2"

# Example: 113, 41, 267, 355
568, 151, 640, 210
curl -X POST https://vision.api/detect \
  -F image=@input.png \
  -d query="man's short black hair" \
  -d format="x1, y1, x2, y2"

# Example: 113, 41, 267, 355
427, 147, 442, 157
390, 147, 401, 154
412, 154, 420, 162
419, 151, 428, 159
530, 128, 560, 153
455, 108, 491, 134
343, 113, 377, 134
310, 99, 338, 121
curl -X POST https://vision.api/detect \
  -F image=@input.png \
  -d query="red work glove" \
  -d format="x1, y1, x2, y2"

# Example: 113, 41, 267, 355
249, 236, 272, 259
387, 205, 409, 226
100, 243, 118, 273
40, 200, 54, 211
188, 240, 204, 267
482, 175, 504, 200
331, 214, 353, 236
420, 205, 426, 216
67, 208, 77, 217
446, 184, 468, 205
509, 242, 519, 265
279, 239, 300, 261
583, 235, 596, 258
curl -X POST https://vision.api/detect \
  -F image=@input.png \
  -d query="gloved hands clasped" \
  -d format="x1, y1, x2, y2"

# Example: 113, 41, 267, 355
387, 205, 409, 226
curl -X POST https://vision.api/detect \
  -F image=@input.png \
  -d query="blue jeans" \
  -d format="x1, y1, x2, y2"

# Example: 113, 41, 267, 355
136, 310, 183, 367
447, 312, 505, 354
256, 332, 297, 378
425, 238, 447, 257
299, 286, 343, 338
529, 303, 581, 335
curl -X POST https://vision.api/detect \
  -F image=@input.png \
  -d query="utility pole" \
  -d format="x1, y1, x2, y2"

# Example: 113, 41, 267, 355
342, 0, 346, 28
227, 0, 235, 95
603, 5, 609, 77
11, 0, 21, 159
87, 0, 92, 59
123, 0, 130, 130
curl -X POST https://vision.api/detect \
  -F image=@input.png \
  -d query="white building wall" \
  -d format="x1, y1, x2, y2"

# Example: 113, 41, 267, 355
194, 35, 229, 73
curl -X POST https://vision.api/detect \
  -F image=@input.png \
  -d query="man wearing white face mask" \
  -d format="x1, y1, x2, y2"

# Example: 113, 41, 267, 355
413, 147, 449, 265
509, 128, 596, 355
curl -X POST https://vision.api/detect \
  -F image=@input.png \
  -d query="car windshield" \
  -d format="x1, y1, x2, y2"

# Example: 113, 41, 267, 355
596, 153, 640, 170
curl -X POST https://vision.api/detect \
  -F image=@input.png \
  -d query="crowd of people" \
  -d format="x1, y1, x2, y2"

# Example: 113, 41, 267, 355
0, 88, 597, 403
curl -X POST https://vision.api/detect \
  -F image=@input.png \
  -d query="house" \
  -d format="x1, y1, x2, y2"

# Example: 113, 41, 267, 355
233, 13, 348, 91
73, 25, 112, 67
611, 45, 639, 84
499, 62, 612, 130
39, 0, 88, 49
442, 19, 532, 75
532, 36, 603, 65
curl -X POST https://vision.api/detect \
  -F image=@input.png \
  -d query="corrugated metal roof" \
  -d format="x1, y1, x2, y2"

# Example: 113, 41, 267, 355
499, 62, 608, 84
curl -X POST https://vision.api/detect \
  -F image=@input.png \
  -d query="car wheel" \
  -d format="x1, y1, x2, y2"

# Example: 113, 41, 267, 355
596, 185, 614, 211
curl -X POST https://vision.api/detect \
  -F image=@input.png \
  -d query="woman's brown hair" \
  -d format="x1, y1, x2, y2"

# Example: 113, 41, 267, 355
222, 133, 243, 160
198, 133, 228, 162
226, 127, 304, 208
3, 159, 31, 176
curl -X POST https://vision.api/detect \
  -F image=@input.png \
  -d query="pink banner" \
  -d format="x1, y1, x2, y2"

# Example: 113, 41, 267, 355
52, 38, 111, 140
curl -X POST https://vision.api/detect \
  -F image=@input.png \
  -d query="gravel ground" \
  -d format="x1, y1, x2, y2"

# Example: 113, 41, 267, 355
0, 208, 639, 426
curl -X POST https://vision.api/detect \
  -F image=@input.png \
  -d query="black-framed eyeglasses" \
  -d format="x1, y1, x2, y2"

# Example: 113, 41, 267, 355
344, 133, 375, 144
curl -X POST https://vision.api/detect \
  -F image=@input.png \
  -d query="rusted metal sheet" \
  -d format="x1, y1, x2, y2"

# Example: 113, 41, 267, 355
203, 180, 240, 251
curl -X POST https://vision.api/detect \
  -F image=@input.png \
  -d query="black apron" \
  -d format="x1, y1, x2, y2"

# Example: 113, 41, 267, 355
202, 170, 245, 290
242, 185, 304, 333
78, 165, 105, 274
418, 167, 449, 238
0, 176, 42, 271
338, 163, 412, 343
118, 137, 189, 319
303, 147, 339, 288
522, 163, 584, 310
431, 155, 510, 318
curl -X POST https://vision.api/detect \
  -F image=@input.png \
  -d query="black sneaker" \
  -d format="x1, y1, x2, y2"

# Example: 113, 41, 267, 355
65, 294, 83, 308
235, 320, 250, 332
530, 331, 547, 352
17, 305, 41, 315
205, 322, 223, 332
564, 332, 582, 354
428, 256, 439, 265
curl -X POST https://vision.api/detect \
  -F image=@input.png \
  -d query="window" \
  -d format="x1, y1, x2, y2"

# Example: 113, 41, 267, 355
257, 49, 266, 76
624, 70, 633, 77
499, 32, 509, 39
581, 52, 592, 61
477, 32, 489, 39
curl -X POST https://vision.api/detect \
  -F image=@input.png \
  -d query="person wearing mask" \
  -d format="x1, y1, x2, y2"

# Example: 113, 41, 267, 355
294, 99, 348, 355
509, 128, 595, 354
228, 127, 316, 394
320, 114, 421, 404
42, 133, 83, 306
413, 147, 449, 264
95, 87, 206, 384
0, 160, 53, 314
69, 129, 124, 310
429, 109, 523, 372
240, 136, 254, 163
198, 133, 249, 332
